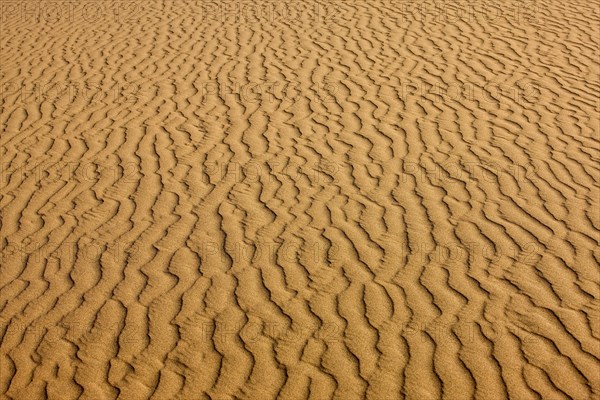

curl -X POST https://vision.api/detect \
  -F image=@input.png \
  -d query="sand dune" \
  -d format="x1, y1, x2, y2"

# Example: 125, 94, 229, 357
1, 0, 599, 399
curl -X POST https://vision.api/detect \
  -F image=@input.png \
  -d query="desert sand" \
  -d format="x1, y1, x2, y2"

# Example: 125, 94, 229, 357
1, 0, 599, 399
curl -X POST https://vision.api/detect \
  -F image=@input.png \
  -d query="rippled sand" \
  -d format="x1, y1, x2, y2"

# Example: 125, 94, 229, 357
1, 0, 599, 399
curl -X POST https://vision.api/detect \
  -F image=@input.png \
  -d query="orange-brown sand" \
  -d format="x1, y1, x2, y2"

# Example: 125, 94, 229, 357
1, 0, 599, 399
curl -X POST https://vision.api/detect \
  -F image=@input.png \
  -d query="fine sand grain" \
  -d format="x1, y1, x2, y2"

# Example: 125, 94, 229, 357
1, 0, 599, 399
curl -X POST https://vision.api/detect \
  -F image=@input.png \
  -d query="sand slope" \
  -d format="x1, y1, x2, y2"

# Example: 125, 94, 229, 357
1, 0, 599, 399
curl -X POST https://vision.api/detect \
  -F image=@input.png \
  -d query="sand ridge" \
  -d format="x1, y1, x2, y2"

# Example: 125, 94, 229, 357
1, 0, 599, 399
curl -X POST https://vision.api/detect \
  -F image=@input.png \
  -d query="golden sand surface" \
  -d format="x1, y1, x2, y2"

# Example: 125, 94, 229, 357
1, 0, 599, 399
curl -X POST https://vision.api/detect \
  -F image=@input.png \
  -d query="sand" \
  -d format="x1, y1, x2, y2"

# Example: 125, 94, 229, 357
1, 0, 599, 399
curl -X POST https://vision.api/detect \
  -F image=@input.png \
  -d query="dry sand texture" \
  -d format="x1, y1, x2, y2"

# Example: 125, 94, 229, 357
1, 0, 600, 399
